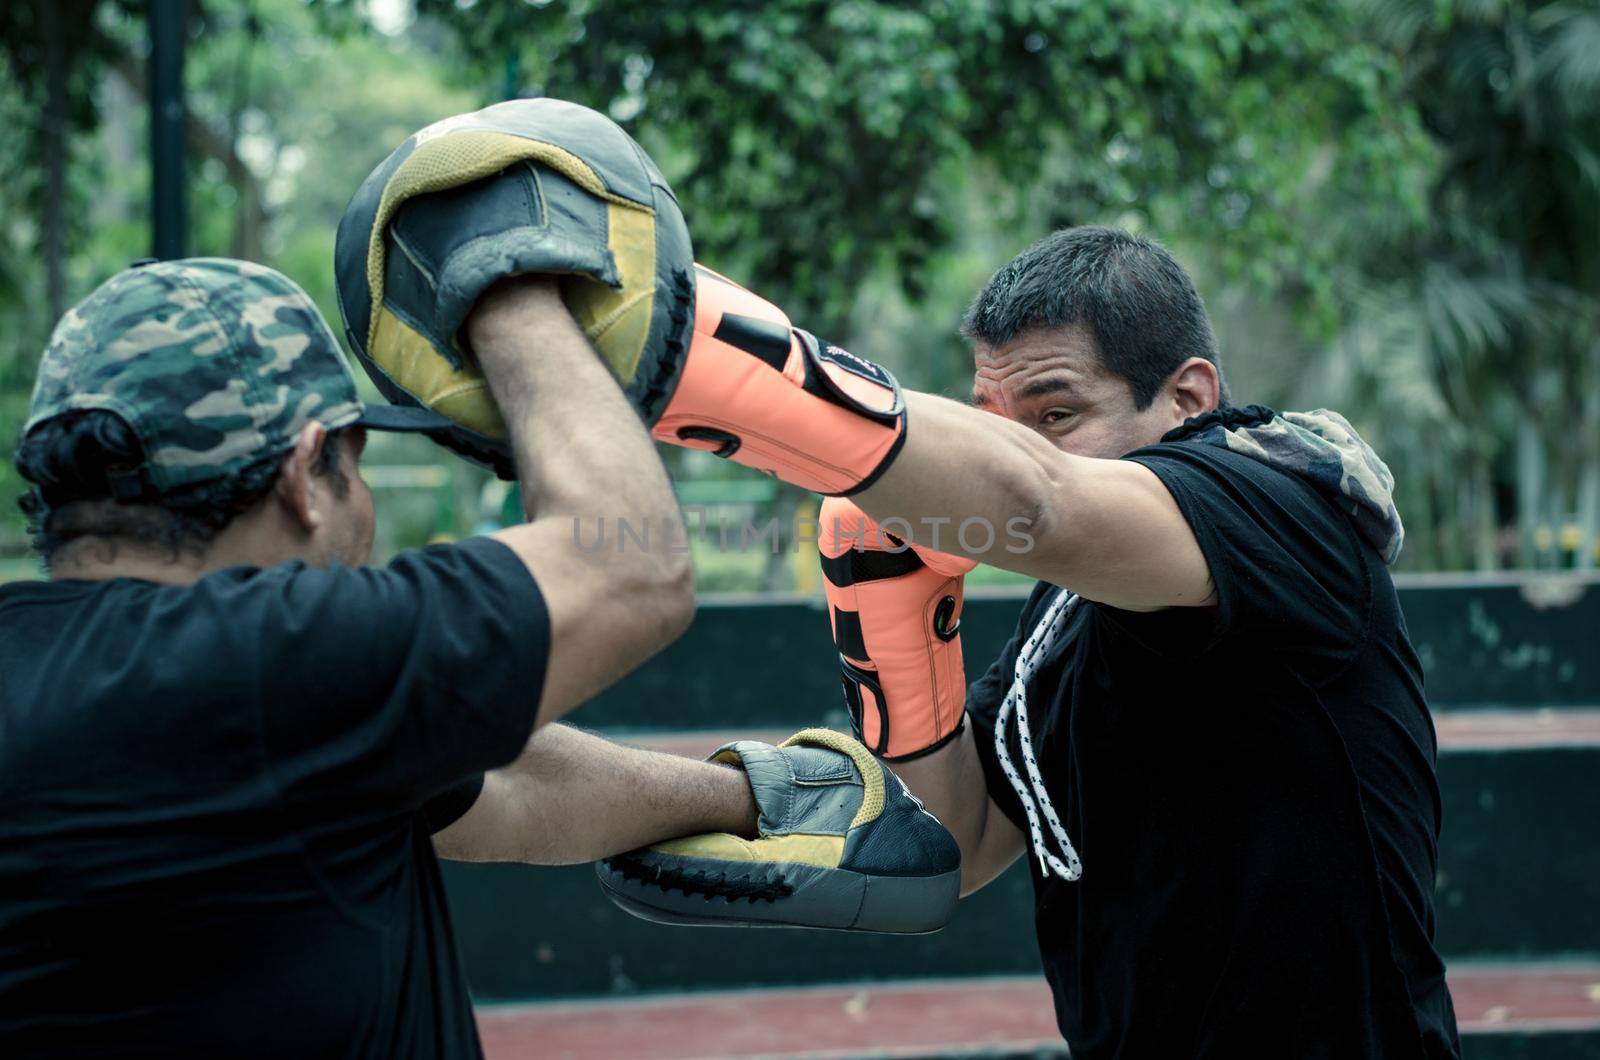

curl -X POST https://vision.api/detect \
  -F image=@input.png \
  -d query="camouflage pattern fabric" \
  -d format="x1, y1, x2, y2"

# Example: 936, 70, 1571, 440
1171, 404, 1405, 565
25, 258, 365, 498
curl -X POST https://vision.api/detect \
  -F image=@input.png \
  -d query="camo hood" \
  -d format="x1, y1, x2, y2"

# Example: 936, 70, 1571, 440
25, 257, 445, 501
1164, 404, 1404, 565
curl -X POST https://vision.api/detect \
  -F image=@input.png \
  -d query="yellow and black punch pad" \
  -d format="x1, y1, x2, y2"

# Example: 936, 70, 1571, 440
334, 97, 696, 477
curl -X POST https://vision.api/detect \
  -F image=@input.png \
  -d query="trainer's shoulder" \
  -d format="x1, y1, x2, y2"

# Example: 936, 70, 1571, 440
171, 558, 390, 633
166, 540, 539, 646
382, 536, 537, 594
1126, 438, 1374, 582
0, 574, 168, 615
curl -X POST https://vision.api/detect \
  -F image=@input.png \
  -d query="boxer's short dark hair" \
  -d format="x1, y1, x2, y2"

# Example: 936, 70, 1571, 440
962, 226, 1227, 409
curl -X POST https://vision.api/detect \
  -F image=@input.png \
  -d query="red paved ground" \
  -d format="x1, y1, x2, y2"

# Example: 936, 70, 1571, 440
475, 964, 1600, 1058
1450, 962, 1600, 1032
477, 978, 1060, 1059
1432, 708, 1600, 750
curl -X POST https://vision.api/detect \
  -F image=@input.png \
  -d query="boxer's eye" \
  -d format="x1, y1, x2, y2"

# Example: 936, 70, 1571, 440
1040, 409, 1074, 426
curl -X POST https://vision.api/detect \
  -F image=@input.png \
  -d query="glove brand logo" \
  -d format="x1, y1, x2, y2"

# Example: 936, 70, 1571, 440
820, 342, 895, 389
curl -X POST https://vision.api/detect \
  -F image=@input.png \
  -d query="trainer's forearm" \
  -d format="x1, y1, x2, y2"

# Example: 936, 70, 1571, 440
467, 278, 693, 724
435, 724, 759, 865
469, 279, 678, 533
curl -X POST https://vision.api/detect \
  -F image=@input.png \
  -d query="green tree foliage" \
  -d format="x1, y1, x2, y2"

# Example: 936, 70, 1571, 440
2, 0, 1592, 580
411, 0, 1430, 345
0, 0, 481, 564
396, 0, 1437, 583
1335, 0, 1600, 568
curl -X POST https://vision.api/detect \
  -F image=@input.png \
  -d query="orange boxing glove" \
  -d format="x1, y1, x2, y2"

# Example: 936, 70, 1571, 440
651, 266, 906, 496
817, 497, 978, 760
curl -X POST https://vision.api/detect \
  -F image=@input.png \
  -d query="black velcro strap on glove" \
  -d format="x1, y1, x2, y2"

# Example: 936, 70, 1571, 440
334, 97, 696, 477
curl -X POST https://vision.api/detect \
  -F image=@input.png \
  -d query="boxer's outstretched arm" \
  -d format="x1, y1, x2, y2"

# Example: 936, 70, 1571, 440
647, 271, 1210, 611
857, 391, 1215, 612
469, 278, 693, 728
889, 726, 1026, 896
432, 724, 758, 864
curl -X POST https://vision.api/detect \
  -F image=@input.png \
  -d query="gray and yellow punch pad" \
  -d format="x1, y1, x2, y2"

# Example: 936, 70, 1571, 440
597, 728, 962, 934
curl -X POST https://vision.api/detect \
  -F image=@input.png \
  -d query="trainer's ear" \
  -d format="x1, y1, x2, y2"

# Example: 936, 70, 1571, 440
275, 422, 328, 534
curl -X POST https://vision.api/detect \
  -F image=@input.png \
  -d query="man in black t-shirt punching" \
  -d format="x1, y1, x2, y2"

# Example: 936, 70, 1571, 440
626, 226, 1462, 1058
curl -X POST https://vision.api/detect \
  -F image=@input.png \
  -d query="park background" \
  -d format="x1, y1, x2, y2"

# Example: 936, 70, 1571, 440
2, 3, 1599, 1056
1, 0, 1597, 586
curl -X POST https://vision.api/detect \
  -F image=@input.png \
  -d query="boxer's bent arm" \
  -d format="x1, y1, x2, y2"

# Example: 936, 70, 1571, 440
890, 725, 1025, 896
858, 392, 1214, 613
470, 279, 693, 728
433, 724, 758, 864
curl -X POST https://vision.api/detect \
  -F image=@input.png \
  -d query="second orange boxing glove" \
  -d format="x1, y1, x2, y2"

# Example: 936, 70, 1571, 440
817, 497, 977, 760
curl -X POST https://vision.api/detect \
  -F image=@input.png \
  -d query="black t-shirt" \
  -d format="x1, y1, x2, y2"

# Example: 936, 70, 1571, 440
0, 537, 549, 1059
968, 442, 1460, 1060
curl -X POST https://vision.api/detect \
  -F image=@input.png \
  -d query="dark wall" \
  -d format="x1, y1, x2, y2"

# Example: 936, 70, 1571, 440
444, 576, 1600, 1002
574, 576, 1600, 732
444, 741, 1600, 1001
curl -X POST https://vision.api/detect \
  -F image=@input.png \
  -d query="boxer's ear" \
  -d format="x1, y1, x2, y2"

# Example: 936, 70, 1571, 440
1166, 358, 1222, 423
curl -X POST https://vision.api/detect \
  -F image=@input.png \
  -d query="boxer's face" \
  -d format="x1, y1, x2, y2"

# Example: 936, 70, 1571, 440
971, 325, 1183, 458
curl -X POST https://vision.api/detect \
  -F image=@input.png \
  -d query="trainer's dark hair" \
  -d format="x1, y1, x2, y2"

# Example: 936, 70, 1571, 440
962, 226, 1227, 409
15, 410, 349, 568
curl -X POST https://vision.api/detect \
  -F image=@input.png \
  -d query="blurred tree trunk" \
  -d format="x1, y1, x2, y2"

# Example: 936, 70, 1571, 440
1471, 453, 1497, 572
1577, 382, 1600, 571
1576, 462, 1599, 572
223, 139, 265, 261
224, 8, 262, 261
109, 52, 267, 262
41, 1, 68, 322
1515, 419, 1543, 568
1411, 464, 1439, 569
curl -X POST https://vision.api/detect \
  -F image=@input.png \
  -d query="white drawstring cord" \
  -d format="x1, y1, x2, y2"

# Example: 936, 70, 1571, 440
993, 589, 1083, 881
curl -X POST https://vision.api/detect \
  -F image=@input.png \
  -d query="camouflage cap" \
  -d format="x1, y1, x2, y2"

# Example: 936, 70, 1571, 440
25, 257, 449, 500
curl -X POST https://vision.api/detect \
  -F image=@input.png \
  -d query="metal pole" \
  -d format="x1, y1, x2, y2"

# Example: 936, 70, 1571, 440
150, 0, 188, 260
503, 51, 521, 101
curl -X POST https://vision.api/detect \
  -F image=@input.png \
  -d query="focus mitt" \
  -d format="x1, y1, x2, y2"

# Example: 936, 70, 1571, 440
596, 728, 960, 933
334, 97, 695, 475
